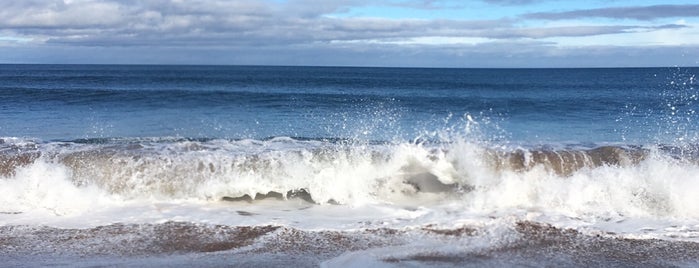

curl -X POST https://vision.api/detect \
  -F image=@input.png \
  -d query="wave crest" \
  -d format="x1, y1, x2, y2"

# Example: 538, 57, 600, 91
1, 137, 699, 219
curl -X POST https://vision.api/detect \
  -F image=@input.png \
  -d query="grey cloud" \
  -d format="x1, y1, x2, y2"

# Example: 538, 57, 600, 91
0, 0, 688, 48
31, 22, 617, 47
483, 26, 626, 39
42, 19, 683, 48
653, 24, 689, 30
486, 24, 688, 39
0, 0, 695, 68
282, 0, 369, 18
4, 40, 697, 68
0, 1, 124, 29
525, 4, 699, 20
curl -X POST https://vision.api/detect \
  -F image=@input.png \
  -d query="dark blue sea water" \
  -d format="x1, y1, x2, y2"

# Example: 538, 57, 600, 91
2, 64, 697, 145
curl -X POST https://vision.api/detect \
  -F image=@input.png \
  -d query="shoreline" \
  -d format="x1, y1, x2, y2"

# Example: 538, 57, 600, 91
3, 221, 699, 267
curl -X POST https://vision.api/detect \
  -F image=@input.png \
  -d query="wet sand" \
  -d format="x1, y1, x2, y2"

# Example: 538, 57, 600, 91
2, 221, 699, 267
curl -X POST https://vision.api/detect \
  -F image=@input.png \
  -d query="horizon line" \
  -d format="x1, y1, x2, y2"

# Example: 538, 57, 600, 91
1, 63, 697, 70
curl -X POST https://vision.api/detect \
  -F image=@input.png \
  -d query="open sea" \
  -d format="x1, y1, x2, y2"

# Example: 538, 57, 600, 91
1, 64, 699, 267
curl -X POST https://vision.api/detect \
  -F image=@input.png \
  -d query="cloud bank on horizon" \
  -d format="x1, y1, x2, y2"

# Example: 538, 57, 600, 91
0, 0, 698, 67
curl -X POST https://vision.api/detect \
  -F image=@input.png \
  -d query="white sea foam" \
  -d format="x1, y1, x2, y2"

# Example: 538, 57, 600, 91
1, 136, 699, 242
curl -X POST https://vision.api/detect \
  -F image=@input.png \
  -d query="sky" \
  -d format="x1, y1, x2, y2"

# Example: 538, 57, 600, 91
1, 0, 698, 67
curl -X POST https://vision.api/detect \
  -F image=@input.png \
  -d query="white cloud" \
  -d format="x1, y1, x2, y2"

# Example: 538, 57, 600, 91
547, 23, 699, 47
524, 4, 699, 21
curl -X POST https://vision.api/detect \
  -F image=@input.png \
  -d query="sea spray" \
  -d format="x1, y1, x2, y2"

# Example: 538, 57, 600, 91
2, 134, 699, 222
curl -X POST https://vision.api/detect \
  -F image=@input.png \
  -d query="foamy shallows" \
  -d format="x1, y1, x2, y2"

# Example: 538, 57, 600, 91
2, 135, 699, 266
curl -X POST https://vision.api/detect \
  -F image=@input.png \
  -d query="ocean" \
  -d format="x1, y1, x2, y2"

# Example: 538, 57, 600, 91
1, 64, 699, 266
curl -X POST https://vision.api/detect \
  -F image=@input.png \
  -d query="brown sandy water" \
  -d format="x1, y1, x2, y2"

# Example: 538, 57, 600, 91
2, 221, 699, 267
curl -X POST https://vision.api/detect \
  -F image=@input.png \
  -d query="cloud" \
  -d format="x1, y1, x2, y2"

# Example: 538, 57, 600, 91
479, 24, 688, 39
0, 1, 688, 44
4, 39, 698, 68
0, 1, 124, 29
0, 0, 682, 49
35, 17, 685, 48
525, 4, 699, 21
0, 0, 696, 67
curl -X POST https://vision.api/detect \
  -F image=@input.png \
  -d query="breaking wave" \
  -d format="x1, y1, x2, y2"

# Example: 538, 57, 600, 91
2, 136, 699, 220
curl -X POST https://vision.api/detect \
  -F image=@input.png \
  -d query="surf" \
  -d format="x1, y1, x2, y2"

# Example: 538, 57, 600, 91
2, 136, 699, 222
